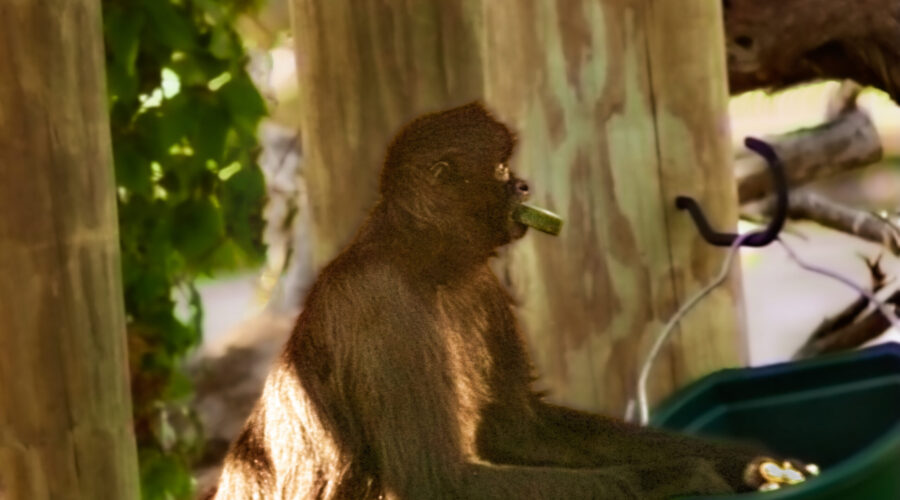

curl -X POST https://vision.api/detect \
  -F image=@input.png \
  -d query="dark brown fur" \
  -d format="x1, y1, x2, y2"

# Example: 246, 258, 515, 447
211, 103, 766, 499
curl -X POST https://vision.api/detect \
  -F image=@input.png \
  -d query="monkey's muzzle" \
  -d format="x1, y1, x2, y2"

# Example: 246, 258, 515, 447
512, 203, 563, 236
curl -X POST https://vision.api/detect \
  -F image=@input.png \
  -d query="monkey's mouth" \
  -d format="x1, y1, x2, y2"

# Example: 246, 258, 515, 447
508, 217, 529, 240
511, 203, 563, 236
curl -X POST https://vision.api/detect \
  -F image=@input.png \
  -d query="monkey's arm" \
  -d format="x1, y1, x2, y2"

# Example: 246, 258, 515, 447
478, 399, 762, 492
547, 402, 760, 484
467, 274, 756, 494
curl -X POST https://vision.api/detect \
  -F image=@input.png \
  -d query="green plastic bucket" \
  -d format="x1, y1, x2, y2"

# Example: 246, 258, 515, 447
650, 343, 900, 499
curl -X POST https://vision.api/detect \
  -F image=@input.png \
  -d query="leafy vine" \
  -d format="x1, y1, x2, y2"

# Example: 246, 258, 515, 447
103, 0, 266, 497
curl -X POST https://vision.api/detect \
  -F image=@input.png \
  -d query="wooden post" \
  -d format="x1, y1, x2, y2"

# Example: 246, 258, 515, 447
0, 1, 141, 499
290, 0, 485, 268
484, 0, 745, 414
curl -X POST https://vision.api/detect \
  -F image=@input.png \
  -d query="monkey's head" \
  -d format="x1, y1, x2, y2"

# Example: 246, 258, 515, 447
380, 102, 531, 255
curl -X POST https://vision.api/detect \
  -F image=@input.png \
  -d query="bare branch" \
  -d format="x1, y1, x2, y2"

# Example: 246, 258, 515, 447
736, 109, 882, 204
794, 289, 900, 359
753, 190, 900, 254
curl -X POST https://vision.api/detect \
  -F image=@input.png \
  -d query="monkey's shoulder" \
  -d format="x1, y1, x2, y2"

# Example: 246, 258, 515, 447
298, 248, 427, 326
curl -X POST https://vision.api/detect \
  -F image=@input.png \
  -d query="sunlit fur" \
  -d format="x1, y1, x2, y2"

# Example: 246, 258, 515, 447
209, 103, 767, 500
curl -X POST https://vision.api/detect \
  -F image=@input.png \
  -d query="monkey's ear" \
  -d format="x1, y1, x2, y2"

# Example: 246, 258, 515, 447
428, 161, 449, 183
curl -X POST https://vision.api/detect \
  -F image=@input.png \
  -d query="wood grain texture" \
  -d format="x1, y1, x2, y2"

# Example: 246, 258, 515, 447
484, 0, 744, 414
0, 1, 140, 499
290, 0, 485, 268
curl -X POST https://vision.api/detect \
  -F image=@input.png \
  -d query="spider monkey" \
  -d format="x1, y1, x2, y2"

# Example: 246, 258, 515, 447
209, 103, 787, 499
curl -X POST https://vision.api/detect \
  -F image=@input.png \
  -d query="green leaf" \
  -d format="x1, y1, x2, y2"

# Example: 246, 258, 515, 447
189, 98, 230, 160
171, 197, 225, 263
133, 112, 171, 159
202, 237, 245, 270
209, 26, 237, 60
104, 6, 143, 70
218, 72, 267, 135
163, 370, 194, 401
219, 164, 266, 258
157, 99, 194, 149
107, 63, 140, 104
139, 447, 193, 500
169, 52, 231, 88
112, 138, 154, 198
142, 0, 197, 51
194, 0, 227, 24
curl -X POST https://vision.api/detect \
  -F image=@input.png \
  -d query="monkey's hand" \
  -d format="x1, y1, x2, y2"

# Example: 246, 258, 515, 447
743, 456, 821, 492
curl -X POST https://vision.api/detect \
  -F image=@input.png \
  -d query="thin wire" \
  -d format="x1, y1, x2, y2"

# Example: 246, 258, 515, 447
776, 237, 900, 333
634, 233, 900, 426
636, 232, 751, 426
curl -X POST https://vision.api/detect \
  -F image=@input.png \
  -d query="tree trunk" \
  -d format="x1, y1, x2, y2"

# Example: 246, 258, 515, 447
484, 0, 745, 414
0, 1, 140, 499
724, 0, 900, 102
290, 0, 485, 268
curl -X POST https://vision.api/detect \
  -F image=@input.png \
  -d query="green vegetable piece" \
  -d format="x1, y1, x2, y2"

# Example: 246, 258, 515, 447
513, 203, 563, 235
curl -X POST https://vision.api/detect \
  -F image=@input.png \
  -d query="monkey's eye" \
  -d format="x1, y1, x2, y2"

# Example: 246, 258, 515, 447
493, 163, 510, 182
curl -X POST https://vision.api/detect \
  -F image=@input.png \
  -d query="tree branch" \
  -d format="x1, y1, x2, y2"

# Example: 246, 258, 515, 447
736, 108, 882, 203
724, 0, 900, 102
752, 190, 900, 254
794, 289, 900, 359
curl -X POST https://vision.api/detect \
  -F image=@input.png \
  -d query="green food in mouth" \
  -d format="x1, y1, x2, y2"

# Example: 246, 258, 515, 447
513, 203, 563, 236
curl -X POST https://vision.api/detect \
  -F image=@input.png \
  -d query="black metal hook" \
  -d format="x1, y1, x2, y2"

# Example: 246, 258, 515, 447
675, 137, 787, 247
